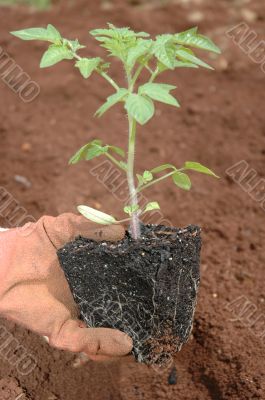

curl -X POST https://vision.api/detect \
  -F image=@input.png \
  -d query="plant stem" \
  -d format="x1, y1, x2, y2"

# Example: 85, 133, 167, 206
130, 63, 145, 90
127, 116, 141, 239
73, 53, 81, 60
130, 55, 153, 90
136, 170, 176, 193
105, 152, 127, 171
99, 71, 120, 91
149, 67, 159, 83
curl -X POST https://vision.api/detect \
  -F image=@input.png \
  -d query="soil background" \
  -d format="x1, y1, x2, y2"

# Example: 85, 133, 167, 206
0, 0, 265, 399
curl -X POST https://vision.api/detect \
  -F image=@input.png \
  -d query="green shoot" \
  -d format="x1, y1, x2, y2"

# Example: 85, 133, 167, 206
11, 23, 221, 239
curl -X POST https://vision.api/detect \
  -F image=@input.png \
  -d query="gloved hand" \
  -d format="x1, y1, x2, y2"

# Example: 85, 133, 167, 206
0, 213, 132, 361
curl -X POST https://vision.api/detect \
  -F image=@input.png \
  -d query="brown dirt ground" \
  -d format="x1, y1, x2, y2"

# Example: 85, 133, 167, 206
0, 0, 265, 399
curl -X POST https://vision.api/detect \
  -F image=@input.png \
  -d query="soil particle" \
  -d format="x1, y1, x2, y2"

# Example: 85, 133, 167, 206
168, 366, 177, 385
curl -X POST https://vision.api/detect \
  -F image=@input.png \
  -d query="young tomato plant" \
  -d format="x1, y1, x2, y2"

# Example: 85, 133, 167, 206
12, 24, 220, 239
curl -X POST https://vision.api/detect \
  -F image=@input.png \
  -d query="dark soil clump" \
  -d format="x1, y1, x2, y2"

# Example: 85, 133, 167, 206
58, 224, 201, 364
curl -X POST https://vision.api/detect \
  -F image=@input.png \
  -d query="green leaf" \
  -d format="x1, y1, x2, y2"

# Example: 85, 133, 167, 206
11, 24, 61, 43
155, 83, 177, 91
172, 171, 191, 190
89, 36, 120, 59
90, 24, 149, 39
69, 143, 91, 164
127, 39, 153, 70
124, 204, 140, 215
90, 24, 149, 62
69, 140, 124, 165
157, 60, 198, 73
84, 145, 108, 160
75, 57, 101, 78
184, 161, 219, 177
40, 44, 73, 68
157, 61, 170, 74
95, 88, 128, 117
151, 164, 176, 173
64, 38, 86, 52
125, 94, 155, 125
175, 47, 213, 70
109, 146, 125, 157
47, 24, 61, 41
90, 28, 116, 37
153, 35, 176, 69
78, 205, 116, 225
69, 140, 108, 164
139, 82, 180, 107
174, 60, 199, 68
143, 170, 153, 182
137, 170, 153, 186
174, 28, 221, 54
144, 201, 160, 212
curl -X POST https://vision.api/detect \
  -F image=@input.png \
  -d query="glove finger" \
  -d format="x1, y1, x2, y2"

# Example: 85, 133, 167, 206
50, 319, 133, 357
83, 327, 133, 357
70, 214, 125, 242
43, 213, 125, 249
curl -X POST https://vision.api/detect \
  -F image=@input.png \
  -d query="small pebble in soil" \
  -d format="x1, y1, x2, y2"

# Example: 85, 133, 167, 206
241, 8, 258, 22
43, 336, 49, 343
168, 366, 177, 385
72, 352, 90, 368
14, 175, 32, 188
100, 0, 113, 10
215, 57, 229, 71
92, 201, 102, 209
21, 142, 32, 152
187, 11, 204, 23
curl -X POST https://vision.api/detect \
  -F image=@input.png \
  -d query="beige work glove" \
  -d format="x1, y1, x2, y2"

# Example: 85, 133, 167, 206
0, 213, 132, 361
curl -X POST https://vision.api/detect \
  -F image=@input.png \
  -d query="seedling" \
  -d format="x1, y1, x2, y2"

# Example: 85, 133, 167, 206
11, 24, 220, 239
